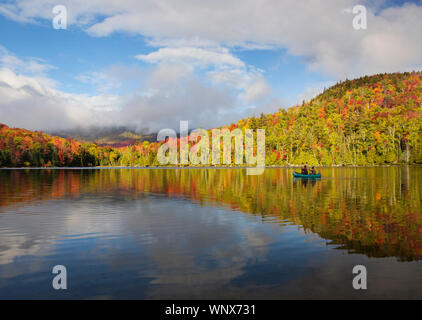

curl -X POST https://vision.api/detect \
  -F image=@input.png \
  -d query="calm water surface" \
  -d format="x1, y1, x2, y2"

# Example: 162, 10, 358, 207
0, 167, 421, 299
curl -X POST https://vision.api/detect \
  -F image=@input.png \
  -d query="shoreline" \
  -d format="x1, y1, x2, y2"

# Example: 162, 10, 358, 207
0, 164, 420, 170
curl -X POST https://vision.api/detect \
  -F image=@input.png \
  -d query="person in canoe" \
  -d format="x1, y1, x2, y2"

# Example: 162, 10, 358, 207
294, 166, 321, 178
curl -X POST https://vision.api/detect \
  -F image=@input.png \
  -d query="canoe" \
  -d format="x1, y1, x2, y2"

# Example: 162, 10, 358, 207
293, 172, 321, 179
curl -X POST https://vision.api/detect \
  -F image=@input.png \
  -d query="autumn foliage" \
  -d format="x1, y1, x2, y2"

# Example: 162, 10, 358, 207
0, 71, 421, 167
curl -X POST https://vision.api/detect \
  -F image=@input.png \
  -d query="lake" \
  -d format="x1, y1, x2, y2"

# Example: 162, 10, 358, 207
0, 167, 421, 299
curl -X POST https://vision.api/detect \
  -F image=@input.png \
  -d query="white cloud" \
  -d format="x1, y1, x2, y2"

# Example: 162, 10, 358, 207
136, 47, 245, 68
0, 49, 267, 132
76, 71, 122, 93
0, 66, 120, 131
137, 45, 271, 102
134, 46, 272, 121
145, 37, 220, 49
0, 50, 120, 130
241, 77, 272, 104
0, 46, 55, 76
2, 0, 421, 78
117, 63, 240, 131
207, 65, 271, 104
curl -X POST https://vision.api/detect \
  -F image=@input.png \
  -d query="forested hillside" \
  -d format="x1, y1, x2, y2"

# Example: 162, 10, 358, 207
256, 71, 422, 165
0, 71, 421, 167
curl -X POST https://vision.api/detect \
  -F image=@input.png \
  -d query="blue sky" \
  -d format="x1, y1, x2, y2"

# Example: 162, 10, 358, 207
0, 0, 421, 131
0, 15, 330, 102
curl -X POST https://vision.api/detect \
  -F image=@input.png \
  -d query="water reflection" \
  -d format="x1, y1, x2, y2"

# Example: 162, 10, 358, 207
1, 167, 421, 261
0, 167, 422, 299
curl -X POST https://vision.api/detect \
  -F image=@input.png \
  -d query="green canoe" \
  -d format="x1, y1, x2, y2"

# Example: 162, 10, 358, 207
293, 172, 321, 179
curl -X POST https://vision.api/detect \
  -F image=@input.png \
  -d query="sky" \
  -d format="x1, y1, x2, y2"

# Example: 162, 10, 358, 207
0, 0, 421, 133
